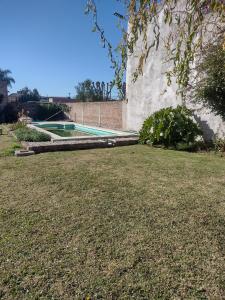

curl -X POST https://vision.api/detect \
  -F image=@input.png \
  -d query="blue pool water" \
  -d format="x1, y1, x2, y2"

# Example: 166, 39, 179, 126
33, 122, 118, 137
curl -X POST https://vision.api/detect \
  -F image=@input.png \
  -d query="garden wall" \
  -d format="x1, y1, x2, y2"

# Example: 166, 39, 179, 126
125, 7, 225, 140
66, 101, 126, 130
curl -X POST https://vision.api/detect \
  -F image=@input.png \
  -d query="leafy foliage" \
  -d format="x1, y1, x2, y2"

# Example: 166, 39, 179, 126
139, 106, 202, 147
1, 103, 18, 123
193, 38, 225, 120
14, 127, 51, 142
86, 0, 224, 95
9, 121, 27, 131
17, 87, 41, 103
75, 79, 114, 101
0, 69, 15, 87
0, 69, 15, 121
214, 138, 225, 154
35, 103, 70, 121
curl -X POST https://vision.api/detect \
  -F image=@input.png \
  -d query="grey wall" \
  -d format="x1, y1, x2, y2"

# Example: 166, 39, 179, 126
125, 10, 225, 140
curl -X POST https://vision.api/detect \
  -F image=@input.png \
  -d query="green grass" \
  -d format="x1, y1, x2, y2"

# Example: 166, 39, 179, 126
0, 142, 225, 299
0, 127, 21, 157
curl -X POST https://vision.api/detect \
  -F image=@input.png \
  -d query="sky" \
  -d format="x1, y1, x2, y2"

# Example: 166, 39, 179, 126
0, 0, 125, 97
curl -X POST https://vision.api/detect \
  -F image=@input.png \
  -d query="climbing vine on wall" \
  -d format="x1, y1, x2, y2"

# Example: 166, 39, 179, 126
85, 0, 225, 97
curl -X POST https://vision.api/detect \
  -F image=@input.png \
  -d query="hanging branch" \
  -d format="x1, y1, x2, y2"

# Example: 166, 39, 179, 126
85, 0, 128, 99
85, 0, 225, 98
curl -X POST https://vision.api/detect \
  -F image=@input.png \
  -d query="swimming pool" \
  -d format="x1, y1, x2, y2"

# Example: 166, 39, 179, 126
29, 122, 137, 141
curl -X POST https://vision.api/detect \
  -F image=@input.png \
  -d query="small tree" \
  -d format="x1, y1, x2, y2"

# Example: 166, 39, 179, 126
0, 69, 15, 88
18, 87, 41, 103
75, 79, 114, 101
193, 38, 225, 120
0, 69, 15, 122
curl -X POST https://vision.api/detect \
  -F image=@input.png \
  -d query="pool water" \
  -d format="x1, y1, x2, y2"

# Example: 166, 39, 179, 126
47, 129, 90, 137
34, 123, 118, 137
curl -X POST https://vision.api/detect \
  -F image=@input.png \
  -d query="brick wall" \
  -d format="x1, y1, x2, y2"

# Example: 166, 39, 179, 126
66, 101, 125, 130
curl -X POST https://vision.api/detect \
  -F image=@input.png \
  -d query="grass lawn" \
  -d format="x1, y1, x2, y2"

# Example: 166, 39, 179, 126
0, 127, 21, 157
0, 133, 225, 299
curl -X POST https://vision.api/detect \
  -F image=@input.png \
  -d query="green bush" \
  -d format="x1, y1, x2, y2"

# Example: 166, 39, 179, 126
139, 106, 202, 147
193, 37, 225, 120
214, 138, 225, 154
14, 127, 51, 142
1, 103, 18, 123
9, 121, 27, 131
35, 103, 70, 121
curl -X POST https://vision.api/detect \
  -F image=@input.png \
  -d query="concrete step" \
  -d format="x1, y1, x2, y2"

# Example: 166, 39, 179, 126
15, 150, 35, 157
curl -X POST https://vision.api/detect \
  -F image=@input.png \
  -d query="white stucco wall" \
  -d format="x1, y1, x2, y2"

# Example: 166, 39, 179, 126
125, 9, 225, 140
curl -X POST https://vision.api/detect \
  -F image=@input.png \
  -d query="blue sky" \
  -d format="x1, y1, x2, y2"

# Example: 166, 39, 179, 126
0, 0, 125, 97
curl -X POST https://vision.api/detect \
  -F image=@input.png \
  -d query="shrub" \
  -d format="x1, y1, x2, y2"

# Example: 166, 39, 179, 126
214, 138, 225, 154
35, 103, 70, 121
139, 106, 202, 147
1, 103, 18, 123
14, 127, 51, 142
193, 37, 225, 120
17, 87, 40, 103
9, 121, 27, 131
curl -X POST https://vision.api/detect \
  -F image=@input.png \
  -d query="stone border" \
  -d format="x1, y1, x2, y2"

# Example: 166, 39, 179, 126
22, 137, 139, 154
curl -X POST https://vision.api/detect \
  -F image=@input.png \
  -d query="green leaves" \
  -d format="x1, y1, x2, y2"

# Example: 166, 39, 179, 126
193, 37, 225, 120
14, 128, 51, 142
86, 0, 224, 97
139, 106, 202, 147
0, 69, 15, 88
